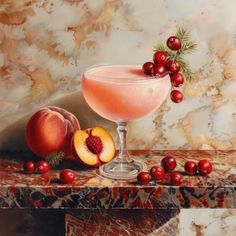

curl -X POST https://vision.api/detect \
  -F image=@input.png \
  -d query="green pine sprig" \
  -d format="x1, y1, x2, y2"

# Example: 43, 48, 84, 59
154, 27, 197, 81
177, 56, 194, 81
46, 152, 65, 168
176, 27, 197, 55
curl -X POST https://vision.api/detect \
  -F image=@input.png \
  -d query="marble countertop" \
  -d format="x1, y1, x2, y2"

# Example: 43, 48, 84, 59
0, 150, 235, 209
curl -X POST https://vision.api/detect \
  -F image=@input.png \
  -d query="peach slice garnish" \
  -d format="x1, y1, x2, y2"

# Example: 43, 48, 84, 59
73, 127, 116, 167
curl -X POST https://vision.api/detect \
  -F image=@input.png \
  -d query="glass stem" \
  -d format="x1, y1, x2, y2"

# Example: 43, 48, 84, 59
116, 122, 129, 162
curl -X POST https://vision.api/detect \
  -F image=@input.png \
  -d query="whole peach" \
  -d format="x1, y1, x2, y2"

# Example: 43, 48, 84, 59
25, 106, 80, 158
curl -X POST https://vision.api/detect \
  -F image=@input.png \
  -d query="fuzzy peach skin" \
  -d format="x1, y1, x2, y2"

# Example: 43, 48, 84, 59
25, 106, 80, 158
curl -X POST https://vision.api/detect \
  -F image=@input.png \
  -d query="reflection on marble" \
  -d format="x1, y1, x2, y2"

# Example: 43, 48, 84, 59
0, 0, 236, 150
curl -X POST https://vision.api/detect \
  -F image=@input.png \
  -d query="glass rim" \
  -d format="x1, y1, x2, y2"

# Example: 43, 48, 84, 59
83, 63, 170, 83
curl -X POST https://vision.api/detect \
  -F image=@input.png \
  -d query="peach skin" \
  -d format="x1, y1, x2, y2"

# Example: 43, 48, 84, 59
25, 106, 80, 158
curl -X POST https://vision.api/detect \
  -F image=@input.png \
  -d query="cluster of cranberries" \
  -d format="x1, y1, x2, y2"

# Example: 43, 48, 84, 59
23, 161, 50, 174
23, 161, 75, 184
137, 156, 213, 186
142, 36, 184, 103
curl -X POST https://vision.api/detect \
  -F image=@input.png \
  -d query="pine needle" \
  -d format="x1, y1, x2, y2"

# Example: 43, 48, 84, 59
176, 27, 197, 55
46, 152, 65, 168
176, 27, 190, 43
155, 44, 168, 51
178, 56, 194, 81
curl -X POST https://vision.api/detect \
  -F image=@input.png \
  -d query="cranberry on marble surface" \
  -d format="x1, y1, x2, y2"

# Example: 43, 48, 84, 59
170, 172, 183, 186
198, 160, 212, 175
60, 169, 75, 184
184, 161, 197, 175
161, 156, 176, 172
37, 161, 50, 174
23, 161, 36, 173
137, 172, 151, 185
150, 166, 165, 180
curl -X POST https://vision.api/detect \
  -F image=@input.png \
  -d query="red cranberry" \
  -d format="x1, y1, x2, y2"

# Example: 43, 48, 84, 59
23, 161, 36, 173
161, 156, 176, 172
153, 64, 167, 76
170, 172, 183, 186
60, 169, 75, 184
153, 51, 168, 65
150, 166, 165, 180
137, 172, 151, 185
198, 160, 212, 175
37, 161, 50, 174
184, 161, 197, 175
142, 62, 154, 76
170, 90, 183, 103
170, 73, 184, 87
167, 60, 180, 74
167, 36, 181, 50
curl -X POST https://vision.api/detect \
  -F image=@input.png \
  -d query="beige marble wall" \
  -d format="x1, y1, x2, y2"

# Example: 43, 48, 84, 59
0, 0, 236, 150
180, 209, 236, 236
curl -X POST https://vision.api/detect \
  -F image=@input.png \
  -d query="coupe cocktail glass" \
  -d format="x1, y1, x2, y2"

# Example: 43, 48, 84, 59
82, 65, 171, 181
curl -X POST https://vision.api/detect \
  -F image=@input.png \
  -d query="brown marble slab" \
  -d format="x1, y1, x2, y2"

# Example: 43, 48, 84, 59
0, 150, 235, 209
65, 209, 180, 236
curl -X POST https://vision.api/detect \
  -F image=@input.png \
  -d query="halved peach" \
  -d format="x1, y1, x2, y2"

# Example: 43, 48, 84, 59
73, 127, 115, 167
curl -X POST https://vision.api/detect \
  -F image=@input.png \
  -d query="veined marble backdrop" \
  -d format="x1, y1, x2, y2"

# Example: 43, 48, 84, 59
0, 0, 236, 150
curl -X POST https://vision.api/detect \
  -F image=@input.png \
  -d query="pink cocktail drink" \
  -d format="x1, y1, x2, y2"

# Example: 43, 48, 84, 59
82, 65, 171, 181
82, 65, 171, 122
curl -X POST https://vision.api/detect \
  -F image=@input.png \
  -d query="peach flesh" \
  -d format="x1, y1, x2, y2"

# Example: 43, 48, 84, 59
73, 127, 115, 167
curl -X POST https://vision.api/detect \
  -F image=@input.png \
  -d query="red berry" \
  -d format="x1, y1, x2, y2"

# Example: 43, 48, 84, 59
60, 169, 75, 184
150, 166, 165, 180
170, 90, 183, 103
37, 161, 50, 174
137, 172, 151, 185
198, 160, 212, 175
170, 73, 184, 87
167, 36, 181, 50
153, 51, 168, 65
23, 161, 36, 173
170, 172, 183, 186
142, 62, 154, 76
161, 156, 176, 172
153, 64, 167, 76
184, 161, 197, 175
167, 60, 180, 74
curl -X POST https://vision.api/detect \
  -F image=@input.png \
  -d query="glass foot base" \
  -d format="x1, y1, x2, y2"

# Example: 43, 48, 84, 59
99, 159, 146, 181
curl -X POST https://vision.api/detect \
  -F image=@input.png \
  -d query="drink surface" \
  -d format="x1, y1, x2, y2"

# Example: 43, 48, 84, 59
82, 65, 171, 122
